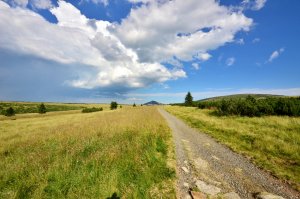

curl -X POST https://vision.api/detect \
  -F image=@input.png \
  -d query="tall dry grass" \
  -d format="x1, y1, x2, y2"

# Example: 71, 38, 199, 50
0, 106, 175, 198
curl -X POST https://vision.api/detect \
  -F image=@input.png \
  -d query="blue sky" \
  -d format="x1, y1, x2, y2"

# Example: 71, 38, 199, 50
0, 0, 299, 104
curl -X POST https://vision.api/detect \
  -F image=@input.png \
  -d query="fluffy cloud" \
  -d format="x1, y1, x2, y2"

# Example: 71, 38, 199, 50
192, 63, 200, 70
114, 0, 252, 63
0, 0, 254, 91
5, 0, 52, 9
253, 0, 267, 10
236, 38, 245, 45
5, 0, 28, 7
84, 0, 109, 6
242, 0, 267, 10
268, 48, 284, 62
226, 57, 236, 66
31, 0, 52, 9
0, 1, 185, 90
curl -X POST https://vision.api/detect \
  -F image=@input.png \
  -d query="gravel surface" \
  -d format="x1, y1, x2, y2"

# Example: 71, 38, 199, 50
159, 108, 300, 199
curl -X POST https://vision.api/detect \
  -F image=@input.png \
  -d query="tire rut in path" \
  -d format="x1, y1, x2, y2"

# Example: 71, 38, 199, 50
158, 108, 299, 199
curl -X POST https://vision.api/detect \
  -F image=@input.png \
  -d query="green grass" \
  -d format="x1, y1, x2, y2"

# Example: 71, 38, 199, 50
165, 106, 300, 191
0, 107, 176, 198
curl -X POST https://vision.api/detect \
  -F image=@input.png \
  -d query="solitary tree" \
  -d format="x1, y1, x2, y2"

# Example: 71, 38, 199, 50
5, 107, 15, 117
184, 92, 193, 106
133, 103, 136, 107
110, 101, 118, 110
38, 103, 47, 114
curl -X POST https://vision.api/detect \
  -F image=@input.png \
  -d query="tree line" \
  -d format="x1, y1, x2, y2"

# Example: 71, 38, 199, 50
180, 92, 300, 117
3, 103, 47, 117
215, 96, 300, 117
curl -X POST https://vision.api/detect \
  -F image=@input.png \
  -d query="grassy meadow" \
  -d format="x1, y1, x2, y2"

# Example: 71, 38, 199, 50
0, 106, 176, 198
165, 106, 300, 191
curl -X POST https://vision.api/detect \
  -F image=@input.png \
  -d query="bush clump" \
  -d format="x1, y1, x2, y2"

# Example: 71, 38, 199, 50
110, 101, 118, 110
197, 95, 300, 117
82, 107, 103, 113
5, 107, 15, 117
38, 103, 47, 114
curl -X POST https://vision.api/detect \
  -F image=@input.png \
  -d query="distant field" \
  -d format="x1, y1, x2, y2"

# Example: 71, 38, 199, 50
165, 106, 300, 191
0, 107, 175, 198
0, 101, 111, 115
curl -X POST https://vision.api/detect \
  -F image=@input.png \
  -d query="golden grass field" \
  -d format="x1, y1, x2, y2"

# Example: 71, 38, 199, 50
165, 106, 300, 191
0, 106, 176, 198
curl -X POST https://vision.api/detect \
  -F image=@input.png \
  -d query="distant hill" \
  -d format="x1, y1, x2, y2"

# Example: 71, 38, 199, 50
196, 94, 285, 102
143, 101, 162, 106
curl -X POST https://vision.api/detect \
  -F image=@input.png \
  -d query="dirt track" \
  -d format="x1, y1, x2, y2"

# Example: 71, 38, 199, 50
159, 108, 300, 199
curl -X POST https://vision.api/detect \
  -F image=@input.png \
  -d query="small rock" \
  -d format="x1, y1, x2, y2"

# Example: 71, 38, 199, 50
212, 155, 220, 161
182, 166, 189, 173
194, 157, 208, 170
195, 180, 221, 196
184, 160, 188, 165
235, 167, 243, 173
255, 192, 285, 199
183, 182, 189, 188
223, 192, 241, 199
204, 142, 211, 147
190, 191, 207, 199
184, 194, 193, 199
209, 180, 221, 186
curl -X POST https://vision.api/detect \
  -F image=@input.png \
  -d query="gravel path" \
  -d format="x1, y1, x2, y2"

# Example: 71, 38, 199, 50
159, 108, 300, 199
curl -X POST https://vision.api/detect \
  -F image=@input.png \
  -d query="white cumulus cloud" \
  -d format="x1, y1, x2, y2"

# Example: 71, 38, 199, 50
114, 0, 252, 63
31, 0, 52, 9
268, 48, 284, 62
0, 0, 255, 91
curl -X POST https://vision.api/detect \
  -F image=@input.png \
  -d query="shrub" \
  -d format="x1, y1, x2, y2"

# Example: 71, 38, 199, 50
110, 102, 118, 110
198, 103, 206, 109
215, 96, 300, 117
5, 107, 15, 117
38, 103, 47, 114
82, 107, 103, 113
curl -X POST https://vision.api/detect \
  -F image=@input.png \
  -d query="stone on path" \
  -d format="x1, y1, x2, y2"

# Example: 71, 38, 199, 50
223, 192, 241, 199
255, 192, 285, 199
194, 157, 208, 170
190, 191, 207, 199
182, 166, 189, 173
184, 194, 192, 199
195, 180, 221, 196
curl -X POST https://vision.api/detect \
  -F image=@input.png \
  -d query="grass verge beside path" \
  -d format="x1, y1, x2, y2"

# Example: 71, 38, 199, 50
0, 106, 176, 199
165, 106, 300, 191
